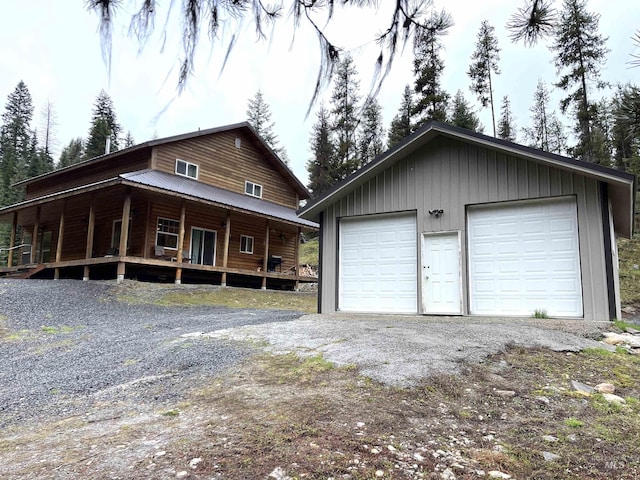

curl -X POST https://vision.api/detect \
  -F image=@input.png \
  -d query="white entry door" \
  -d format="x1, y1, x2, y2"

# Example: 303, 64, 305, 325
421, 232, 461, 314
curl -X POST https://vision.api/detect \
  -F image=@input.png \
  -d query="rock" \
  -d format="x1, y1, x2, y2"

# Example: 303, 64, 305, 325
495, 390, 516, 398
542, 452, 560, 462
567, 434, 577, 442
603, 333, 626, 345
375, 470, 385, 478
604, 332, 640, 347
176, 472, 189, 479
370, 448, 381, 454
268, 467, 291, 480
488, 471, 511, 479
626, 327, 640, 335
356, 422, 365, 428
154, 450, 167, 458
570, 380, 594, 396
542, 435, 558, 442
602, 393, 626, 404
413, 452, 425, 462
622, 306, 637, 314
594, 383, 615, 394
440, 468, 456, 479
189, 458, 202, 469
536, 396, 550, 405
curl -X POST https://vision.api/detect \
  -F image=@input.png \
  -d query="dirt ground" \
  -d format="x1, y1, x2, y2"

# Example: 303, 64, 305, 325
1, 284, 639, 479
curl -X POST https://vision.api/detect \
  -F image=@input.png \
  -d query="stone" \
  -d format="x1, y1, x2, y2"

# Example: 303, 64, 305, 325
567, 434, 577, 442
268, 467, 290, 480
413, 452, 425, 462
154, 450, 167, 458
176, 472, 189, 479
370, 448, 381, 454
536, 396, 550, 405
602, 393, 626, 404
387, 445, 396, 452
440, 468, 456, 479
495, 390, 516, 398
542, 435, 558, 443
542, 452, 560, 462
189, 458, 202, 469
626, 327, 640, 335
603, 333, 626, 345
594, 383, 615, 394
375, 470, 385, 478
356, 422, 365, 428
570, 380, 594, 396
488, 471, 511, 479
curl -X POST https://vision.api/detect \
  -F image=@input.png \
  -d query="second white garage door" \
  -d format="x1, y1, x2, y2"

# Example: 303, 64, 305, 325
468, 198, 583, 317
339, 213, 417, 313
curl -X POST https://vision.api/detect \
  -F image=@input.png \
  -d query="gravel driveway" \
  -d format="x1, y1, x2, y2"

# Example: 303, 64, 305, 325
0, 280, 301, 429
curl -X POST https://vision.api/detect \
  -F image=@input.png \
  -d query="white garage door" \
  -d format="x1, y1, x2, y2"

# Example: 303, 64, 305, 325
468, 198, 583, 317
339, 213, 417, 313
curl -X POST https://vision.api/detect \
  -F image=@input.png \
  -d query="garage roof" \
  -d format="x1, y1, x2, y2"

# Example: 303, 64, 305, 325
298, 121, 636, 237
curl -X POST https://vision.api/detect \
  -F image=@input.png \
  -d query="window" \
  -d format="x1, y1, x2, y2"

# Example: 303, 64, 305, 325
156, 217, 180, 249
244, 181, 262, 198
240, 235, 254, 254
175, 159, 198, 179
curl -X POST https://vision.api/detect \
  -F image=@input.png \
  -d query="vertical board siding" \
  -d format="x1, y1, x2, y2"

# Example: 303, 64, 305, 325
319, 137, 609, 320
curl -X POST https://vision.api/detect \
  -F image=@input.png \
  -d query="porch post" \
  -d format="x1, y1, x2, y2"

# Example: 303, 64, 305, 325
221, 210, 231, 287
294, 227, 301, 291
83, 195, 96, 281
175, 201, 186, 285
30, 206, 40, 264
261, 221, 270, 290
54, 200, 66, 280
117, 190, 131, 283
7, 212, 17, 267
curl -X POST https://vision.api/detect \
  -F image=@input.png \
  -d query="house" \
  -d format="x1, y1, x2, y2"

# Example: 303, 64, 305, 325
298, 121, 635, 321
0, 123, 318, 289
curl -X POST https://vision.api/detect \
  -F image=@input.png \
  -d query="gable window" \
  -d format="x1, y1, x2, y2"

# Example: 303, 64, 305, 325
175, 159, 198, 179
240, 235, 254, 254
156, 217, 179, 249
244, 181, 262, 198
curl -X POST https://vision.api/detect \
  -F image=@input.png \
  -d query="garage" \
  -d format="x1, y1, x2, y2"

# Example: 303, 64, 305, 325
468, 197, 583, 317
339, 213, 417, 313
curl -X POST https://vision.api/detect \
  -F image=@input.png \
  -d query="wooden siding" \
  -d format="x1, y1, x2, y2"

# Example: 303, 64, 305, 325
319, 137, 610, 320
153, 131, 299, 208
25, 151, 150, 200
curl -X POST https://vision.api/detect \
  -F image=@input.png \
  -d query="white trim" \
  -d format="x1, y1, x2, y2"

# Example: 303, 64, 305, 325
420, 231, 462, 315
189, 226, 217, 265
175, 158, 199, 180
240, 234, 254, 254
244, 181, 263, 198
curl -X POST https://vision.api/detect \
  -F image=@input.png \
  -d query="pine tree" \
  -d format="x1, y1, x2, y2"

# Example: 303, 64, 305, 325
39, 100, 57, 162
306, 105, 336, 197
358, 96, 385, 167
611, 84, 640, 173
84, 90, 121, 160
497, 96, 517, 142
0, 81, 34, 207
468, 20, 501, 137
58, 138, 85, 168
551, 0, 609, 162
123, 131, 135, 148
246, 89, 286, 159
412, 9, 453, 128
330, 55, 361, 179
523, 79, 567, 154
388, 85, 414, 147
448, 90, 482, 132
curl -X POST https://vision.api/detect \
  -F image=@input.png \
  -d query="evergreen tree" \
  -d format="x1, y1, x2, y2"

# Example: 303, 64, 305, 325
0, 81, 34, 207
306, 105, 336, 197
611, 84, 640, 173
388, 85, 414, 147
468, 20, 501, 136
330, 55, 361, 179
39, 100, 57, 162
246, 89, 286, 159
551, 0, 609, 162
84, 90, 121, 160
123, 131, 135, 148
497, 96, 517, 142
448, 90, 482, 132
412, 9, 453, 128
358, 96, 385, 167
58, 138, 85, 168
523, 79, 567, 154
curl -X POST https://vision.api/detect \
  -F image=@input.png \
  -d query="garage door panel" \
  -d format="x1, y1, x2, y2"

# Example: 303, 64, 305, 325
339, 213, 417, 313
469, 198, 583, 317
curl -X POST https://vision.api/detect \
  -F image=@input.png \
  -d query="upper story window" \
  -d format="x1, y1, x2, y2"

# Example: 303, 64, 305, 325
175, 159, 198, 179
244, 181, 262, 198
156, 217, 180, 249
240, 235, 254, 254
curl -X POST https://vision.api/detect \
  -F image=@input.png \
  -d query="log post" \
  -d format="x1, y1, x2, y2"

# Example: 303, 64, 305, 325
221, 210, 231, 287
117, 190, 131, 283
175, 201, 186, 285
261, 221, 270, 290
31, 206, 40, 264
7, 212, 17, 268
294, 227, 301, 291
54, 200, 66, 280
83, 195, 96, 281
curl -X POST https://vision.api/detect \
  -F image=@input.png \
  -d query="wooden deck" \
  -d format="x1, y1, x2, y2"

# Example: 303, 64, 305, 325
0, 256, 317, 290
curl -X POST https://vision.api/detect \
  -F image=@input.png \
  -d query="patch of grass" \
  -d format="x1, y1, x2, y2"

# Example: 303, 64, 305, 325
614, 319, 639, 332
40, 325, 80, 335
299, 237, 319, 267
617, 235, 640, 306
161, 409, 180, 417
564, 417, 584, 428
532, 308, 549, 319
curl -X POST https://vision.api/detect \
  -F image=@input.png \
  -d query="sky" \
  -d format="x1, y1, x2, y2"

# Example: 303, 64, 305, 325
0, 1, 639, 185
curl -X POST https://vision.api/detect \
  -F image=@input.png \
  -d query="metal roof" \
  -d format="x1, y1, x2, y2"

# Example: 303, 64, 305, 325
121, 170, 318, 228
298, 121, 636, 237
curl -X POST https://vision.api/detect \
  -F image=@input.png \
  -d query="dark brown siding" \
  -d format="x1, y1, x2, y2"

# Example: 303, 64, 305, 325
153, 131, 299, 208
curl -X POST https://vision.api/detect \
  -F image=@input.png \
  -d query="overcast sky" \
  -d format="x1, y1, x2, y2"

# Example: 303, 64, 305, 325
1, 1, 639, 185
